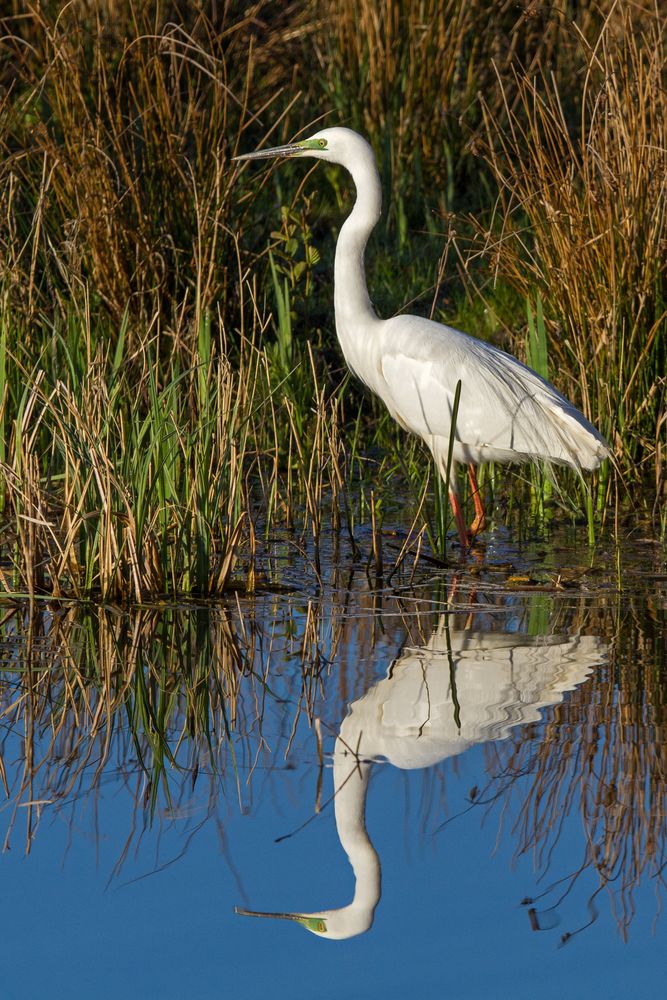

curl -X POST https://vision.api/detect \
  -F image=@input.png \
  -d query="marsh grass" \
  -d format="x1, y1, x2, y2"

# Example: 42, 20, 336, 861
466, 5, 666, 498
0, 282, 350, 598
0, 0, 664, 597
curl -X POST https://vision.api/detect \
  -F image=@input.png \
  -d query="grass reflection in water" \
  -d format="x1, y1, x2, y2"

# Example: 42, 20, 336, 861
0, 581, 664, 945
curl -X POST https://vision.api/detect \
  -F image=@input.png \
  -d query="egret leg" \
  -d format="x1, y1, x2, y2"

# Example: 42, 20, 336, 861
448, 490, 469, 551
467, 465, 487, 538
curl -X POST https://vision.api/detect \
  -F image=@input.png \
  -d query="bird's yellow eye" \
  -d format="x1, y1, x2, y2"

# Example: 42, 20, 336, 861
319, 139, 326, 148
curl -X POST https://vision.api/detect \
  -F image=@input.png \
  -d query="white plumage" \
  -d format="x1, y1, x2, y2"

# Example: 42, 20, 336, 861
235, 127, 610, 548
376, 314, 608, 468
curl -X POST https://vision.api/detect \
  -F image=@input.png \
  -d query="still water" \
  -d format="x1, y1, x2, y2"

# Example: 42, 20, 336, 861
0, 530, 665, 998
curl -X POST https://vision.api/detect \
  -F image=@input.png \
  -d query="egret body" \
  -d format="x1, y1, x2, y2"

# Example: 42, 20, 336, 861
235, 128, 609, 549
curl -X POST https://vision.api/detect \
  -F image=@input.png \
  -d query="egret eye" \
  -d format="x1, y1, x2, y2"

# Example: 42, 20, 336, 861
303, 916, 328, 934
319, 139, 326, 148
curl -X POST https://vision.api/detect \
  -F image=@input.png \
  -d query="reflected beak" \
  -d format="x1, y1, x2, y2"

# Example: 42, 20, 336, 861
235, 906, 303, 923
233, 143, 302, 162
234, 908, 297, 920
235, 907, 327, 934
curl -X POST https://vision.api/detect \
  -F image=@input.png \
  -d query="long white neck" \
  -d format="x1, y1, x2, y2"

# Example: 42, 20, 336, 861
236, 721, 381, 940
332, 731, 381, 923
333, 148, 383, 366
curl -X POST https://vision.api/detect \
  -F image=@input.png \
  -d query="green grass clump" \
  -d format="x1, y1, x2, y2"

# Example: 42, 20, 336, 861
0, 294, 346, 599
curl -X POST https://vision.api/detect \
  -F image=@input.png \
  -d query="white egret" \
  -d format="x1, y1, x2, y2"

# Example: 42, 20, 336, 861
235, 128, 610, 550
236, 620, 605, 939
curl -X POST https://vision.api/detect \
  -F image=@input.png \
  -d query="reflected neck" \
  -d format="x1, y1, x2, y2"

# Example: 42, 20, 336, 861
333, 733, 381, 920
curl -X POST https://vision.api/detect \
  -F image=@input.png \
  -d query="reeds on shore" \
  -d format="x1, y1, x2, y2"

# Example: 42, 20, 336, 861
0, 1, 664, 595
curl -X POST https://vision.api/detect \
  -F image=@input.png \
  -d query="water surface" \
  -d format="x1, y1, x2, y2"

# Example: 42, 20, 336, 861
1, 529, 665, 998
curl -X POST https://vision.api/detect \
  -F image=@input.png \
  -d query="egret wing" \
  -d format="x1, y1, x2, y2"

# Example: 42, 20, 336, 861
379, 315, 608, 466
379, 336, 521, 451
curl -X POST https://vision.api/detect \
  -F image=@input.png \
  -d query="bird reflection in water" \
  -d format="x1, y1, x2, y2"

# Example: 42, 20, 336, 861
237, 620, 605, 939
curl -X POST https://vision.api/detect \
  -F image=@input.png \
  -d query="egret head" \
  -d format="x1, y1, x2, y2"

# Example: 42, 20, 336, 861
234, 901, 375, 941
233, 126, 374, 170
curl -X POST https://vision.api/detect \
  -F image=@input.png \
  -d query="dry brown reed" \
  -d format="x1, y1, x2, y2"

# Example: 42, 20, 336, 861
466, 4, 666, 488
308, 0, 652, 222
0, 2, 278, 337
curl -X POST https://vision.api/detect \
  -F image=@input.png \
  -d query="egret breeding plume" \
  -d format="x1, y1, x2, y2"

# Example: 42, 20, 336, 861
235, 128, 610, 550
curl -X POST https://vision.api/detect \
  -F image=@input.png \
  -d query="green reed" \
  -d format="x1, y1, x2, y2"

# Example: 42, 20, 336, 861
525, 295, 553, 527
